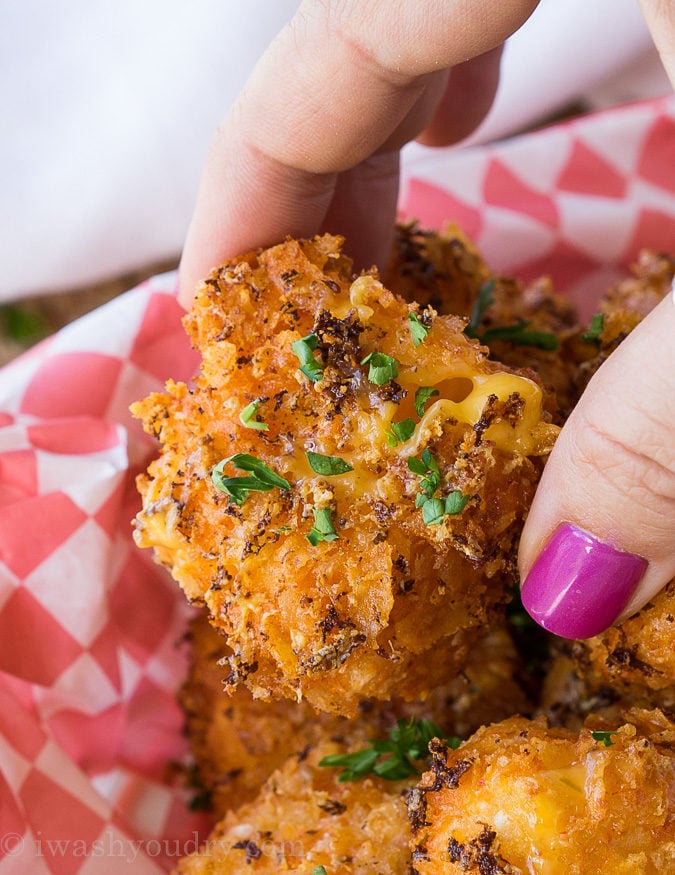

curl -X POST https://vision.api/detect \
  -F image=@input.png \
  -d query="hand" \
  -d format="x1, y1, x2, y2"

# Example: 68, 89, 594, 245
518, 0, 675, 638
519, 292, 675, 637
178, 0, 539, 305
178, 0, 675, 640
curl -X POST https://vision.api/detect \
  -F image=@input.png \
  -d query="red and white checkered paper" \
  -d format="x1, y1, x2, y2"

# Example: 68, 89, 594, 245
0, 95, 673, 873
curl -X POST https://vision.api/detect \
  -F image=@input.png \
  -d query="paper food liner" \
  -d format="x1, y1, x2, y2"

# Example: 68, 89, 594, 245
0, 94, 673, 873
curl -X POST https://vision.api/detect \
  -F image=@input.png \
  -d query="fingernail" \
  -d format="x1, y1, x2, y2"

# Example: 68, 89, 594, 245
521, 523, 647, 639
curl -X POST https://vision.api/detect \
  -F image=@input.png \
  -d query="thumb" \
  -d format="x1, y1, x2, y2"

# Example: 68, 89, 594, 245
519, 289, 675, 639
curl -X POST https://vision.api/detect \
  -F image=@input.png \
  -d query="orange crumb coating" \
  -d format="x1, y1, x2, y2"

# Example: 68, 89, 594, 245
543, 580, 675, 728
408, 714, 675, 875
182, 614, 531, 820
174, 744, 411, 874
133, 234, 557, 715
573, 248, 675, 396
385, 222, 582, 419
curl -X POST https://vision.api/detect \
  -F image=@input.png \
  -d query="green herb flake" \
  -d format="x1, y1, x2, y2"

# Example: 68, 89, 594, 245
479, 321, 559, 351
388, 418, 416, 446
408, 448, 441, 498
414, 386, 439, 417
421, 497, 446, 526
464, 278, 558, 350
319, 717, 461, 782
465, 279, 496, 338
313, 868, 329, 875
581, 313, 605, 345
307, 506, 339, 546
409, 450, 468, 524
590, 730, 616, 747
239, 399, 268, 431
361, 351, 399, 386
188, 791, 213, 812
185, 763, 213, 812
306, 451, 353, 476
292, 333, 324, 382
444, 490, 470, 515
211, 454, 290, 506
421, 491, 469, 525
408, 311, 430, 346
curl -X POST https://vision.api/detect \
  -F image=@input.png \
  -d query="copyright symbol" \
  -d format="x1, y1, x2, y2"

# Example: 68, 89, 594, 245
1, 833, 24, 856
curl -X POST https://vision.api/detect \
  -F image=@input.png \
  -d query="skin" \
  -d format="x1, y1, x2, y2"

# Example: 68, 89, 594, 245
178, 0, 675, 633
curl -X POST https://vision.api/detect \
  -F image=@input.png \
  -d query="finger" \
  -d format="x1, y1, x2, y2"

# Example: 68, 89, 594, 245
638, 0, 675, 86
416, 47, 504, 146
519, 290, 675, 639
178, 0, 539, 305
319, 151, 401, 271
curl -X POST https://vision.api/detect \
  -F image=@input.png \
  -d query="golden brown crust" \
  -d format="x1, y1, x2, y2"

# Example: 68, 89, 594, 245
183, 614, 531, 820
541, 580, 675, 729
409, 714, 675, 874
163, 229, 675, 874
133, 234, 557, 714
173, 744, 412, 874
573, 249, 675, 396
385, 222, 582, 420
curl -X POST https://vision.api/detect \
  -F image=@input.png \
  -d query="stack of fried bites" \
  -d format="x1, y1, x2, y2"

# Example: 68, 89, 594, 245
132, 225, 675, 873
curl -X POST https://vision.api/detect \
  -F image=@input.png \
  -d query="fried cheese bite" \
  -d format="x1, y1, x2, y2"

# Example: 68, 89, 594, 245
174, 743, 412, 874
182, 614, 531, 819
180, 614, 350, 819
573, 248, 675, 397
385, 222, 582, 419
408, 714, 675, 875
542, 579, 675, 727
133, 234, 557, 714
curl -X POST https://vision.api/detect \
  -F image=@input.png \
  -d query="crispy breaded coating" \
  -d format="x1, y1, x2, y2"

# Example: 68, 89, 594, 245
541, 651, 675, 732
573, 249, 675, 396
542, 580, 675, 727
174, 744, 412, 874
183, 614, 531, 819
133, 234, 557, 714
386, 222, 583, 420
180, 615, 350, 819
387, 225, 675, 423
384, 221, 491, 315
408, 714, 675, 874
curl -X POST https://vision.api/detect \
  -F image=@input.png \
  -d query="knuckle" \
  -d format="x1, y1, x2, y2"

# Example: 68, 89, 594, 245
571, 408, 675, 511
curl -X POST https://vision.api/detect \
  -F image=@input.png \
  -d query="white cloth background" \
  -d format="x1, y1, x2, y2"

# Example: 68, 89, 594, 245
1, 0, 670, 300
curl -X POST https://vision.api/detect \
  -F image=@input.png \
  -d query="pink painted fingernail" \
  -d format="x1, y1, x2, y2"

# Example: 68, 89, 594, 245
521, 523, 647, 639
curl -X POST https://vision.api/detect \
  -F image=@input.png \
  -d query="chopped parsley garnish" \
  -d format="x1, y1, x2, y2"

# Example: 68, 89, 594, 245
464, 278, 559, 351
306, 451, 353, 476
408, 449, 442, 499
465, 279, 496, 338
421, 492, 470, 525
408, 311, 430, 346
292, 333, 324, 382
582, 313, 605, 345
387, 418, 416, 447
319, 718, 461, 782
239, 399, 268, 431
361, 351, 399, 386
307, 506, 339, 545
408, 449, 469, 524
590, 730, 616, 747
313, 868, 328, 875
211, 454, 290, 506
478, 322, 560, 351
414, 385, 439, 417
